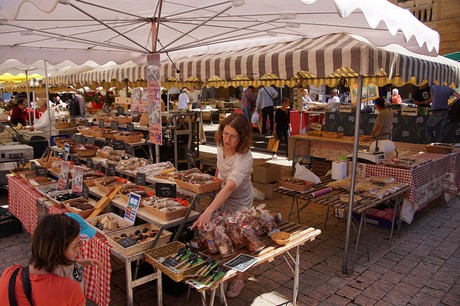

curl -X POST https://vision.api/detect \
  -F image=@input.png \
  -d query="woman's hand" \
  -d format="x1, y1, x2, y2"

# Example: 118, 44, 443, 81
78, 258, 103, 269
29, 126, 34, 131
191, 209, 213, 230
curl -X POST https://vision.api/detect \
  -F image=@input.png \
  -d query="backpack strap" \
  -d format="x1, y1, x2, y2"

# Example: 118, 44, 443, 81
8, 266, 33, 306
21, 266, 33, 305
8, 267, 21, 306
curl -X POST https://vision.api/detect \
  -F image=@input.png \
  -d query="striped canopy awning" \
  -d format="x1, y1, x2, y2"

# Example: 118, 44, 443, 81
49, 33, 460, 87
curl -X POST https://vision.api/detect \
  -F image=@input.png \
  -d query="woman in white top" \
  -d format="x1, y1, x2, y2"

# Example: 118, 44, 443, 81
29, 98, 57, 138
191, 113, 253, 298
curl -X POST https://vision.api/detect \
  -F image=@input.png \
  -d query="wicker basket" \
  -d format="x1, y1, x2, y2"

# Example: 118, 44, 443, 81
280, 180, 314, 192
139, 112, 149, 126
63, 200, 96, 219
174, 178, 222, 194
103, 130, 118, 140
54, 137, 70, 148
94, 177, 124, 194
56, 122, 71, 129
118, 186, 155, 203
425, 144, 454, 154
113, 132, 144, 143
144, 241, 205, 282
111, 116, 133, 125
98, 150, 110, 158
143, 204, 189, 221
322, 132, 344, 139
90, 128, 105, 138
86, 213, 132, 234
76, 146, 98, 158
105, 223, 172, 257
306, 130, 322, 137
76, 126, 93, 136
271, 232, 292, 245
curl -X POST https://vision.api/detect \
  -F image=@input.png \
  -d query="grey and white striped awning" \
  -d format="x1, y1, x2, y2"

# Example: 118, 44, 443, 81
49, 33, 460, 87
162, 33, 459, 85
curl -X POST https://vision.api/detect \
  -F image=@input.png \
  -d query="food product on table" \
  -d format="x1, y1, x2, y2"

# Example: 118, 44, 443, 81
142, 196, 187, 212
226, 217, 244, 248
369, 177, 396, 184
339, 194, 362, 204
240, 225, 265, 253
94, 215, 122, 231
66, 198, 94, 210
214, 225, 234, 257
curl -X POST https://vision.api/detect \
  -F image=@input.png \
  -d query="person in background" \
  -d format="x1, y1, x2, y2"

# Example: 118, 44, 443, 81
371, 97, 393, 140
256, 86, 278, 135
426, 85, 460, 143
69, 93, 85, 119
0, 214, 101, 305
414, 81, 431, 107
391, 88, 402, 104
29, 98, 57, 138
177, 87, 190, 110
188, 86, 200, 109
241, 85, 256, 122
273, 97, 292, 159
10, 98, 26, 126
326, 89, 340, 111
161, 90, 169, 110
191, 113, 253, 298
301, 88, 312, 109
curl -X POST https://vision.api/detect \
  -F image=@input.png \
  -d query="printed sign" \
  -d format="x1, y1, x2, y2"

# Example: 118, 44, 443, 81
99, 118, 104, 128
82, 184, 89, 198
63, 143, 71, 161
71, 166, 85, 193
34, 166, 47, 176
136, 172, 146, 186
124, 192, 141, 225
147, 53, 162, 145
58, 161, 70, 190
223, 254, 258, 272
126, 122, 134, 132
106, 163, 116, 176
110, 120, 119, 130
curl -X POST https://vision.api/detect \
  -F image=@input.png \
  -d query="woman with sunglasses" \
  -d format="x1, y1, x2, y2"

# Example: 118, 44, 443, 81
191, 113, 253, 298
0, 214, 101, 305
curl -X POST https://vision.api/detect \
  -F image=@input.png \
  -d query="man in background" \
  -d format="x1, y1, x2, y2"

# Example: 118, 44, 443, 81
371, 97, 393, 140
426, 85, 460, 143
256, 86, 278, 135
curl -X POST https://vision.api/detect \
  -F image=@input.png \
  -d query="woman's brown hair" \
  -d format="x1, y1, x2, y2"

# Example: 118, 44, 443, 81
215, 113, 252, 154
29, 214, 80, 272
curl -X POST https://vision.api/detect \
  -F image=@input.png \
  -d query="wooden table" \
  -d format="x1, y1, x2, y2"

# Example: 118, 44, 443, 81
151, 222, 321, 306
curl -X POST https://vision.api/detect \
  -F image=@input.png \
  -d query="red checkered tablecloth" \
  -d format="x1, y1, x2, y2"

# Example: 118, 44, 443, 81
9, 180, 112, 306
364, 153, 453, 223
7, 176, 42, 234
48, 205, 112, 306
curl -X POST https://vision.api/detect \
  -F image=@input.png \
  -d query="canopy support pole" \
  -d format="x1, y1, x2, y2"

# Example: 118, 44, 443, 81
44, 61, 52, 139
24, 70, 32, 125
342, 74, 363, 275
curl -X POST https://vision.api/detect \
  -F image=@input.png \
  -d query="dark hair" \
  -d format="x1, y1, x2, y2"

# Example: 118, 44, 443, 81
17, 98, 26, 106
29, 214, 80, 272
281, 97, 290, 104
375, 97, 386, 108
215, 113, 252, 154
247, 85, 254, 90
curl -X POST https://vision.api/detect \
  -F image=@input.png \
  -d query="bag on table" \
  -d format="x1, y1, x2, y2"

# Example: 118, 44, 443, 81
267, 137, 280, 152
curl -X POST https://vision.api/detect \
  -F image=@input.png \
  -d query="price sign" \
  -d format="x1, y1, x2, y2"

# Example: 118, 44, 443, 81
73, 134, 81, 144
31, 162, 36, 170
110, 120, 119, 130
155, 182, 177, 198
82, 184, 89, 198
71, 166, 85, 193
99, 118, 104, 128
112, 140, 124, 150
86, 137, 95, 144
86, 157, 94, 169
103, 105, 110, 113
63, 143, 71, 161
124, 144, 134, 155
126, 122, 134, 132
117, 106, 124, 115
186, 148, 196, 166
223, 254, 258, 273
34, 166, 47, 177
57, 152, 64, 159
72, 155, 81, 165
124, 192, 141, 225
136, 173, 146, 186
19, 158, 28, 168
85, 119, 91, 127
106, 163, 116, 176
58, 161, 70, 190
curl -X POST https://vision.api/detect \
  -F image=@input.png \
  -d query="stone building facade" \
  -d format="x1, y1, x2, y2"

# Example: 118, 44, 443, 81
391, 0, 460, 55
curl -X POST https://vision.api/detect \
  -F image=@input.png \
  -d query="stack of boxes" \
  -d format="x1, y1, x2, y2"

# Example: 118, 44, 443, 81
252, 163, 281, 200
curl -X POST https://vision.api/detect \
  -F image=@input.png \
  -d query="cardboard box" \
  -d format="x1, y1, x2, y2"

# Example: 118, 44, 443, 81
253, 163, 281, 183
253, 181, 280, 200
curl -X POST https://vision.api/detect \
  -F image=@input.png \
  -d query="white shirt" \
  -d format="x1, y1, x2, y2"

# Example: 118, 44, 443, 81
178, 92, 189, 110
216, 145, 254, 212
34, 108, 57, 138
327, 96, 340, 111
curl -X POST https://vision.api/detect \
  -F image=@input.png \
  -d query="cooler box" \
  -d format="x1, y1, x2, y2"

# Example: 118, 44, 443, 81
0, 144, 34, 162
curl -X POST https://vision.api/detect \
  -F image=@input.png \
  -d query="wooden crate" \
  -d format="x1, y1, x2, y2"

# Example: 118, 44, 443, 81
144, 241, 205, 282
143, 204, 189, 221
311, 159, 332, 177
174, 178, 222, 194
86, 212, 132, 234
280, 180, 314, 192
105, 223, 172, 257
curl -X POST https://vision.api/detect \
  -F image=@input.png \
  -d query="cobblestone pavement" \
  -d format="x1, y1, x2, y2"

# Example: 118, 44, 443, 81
1, 180, 459, 305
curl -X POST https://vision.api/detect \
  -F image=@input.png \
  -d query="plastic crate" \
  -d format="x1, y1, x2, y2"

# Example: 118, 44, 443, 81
0, 208, 22, 237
